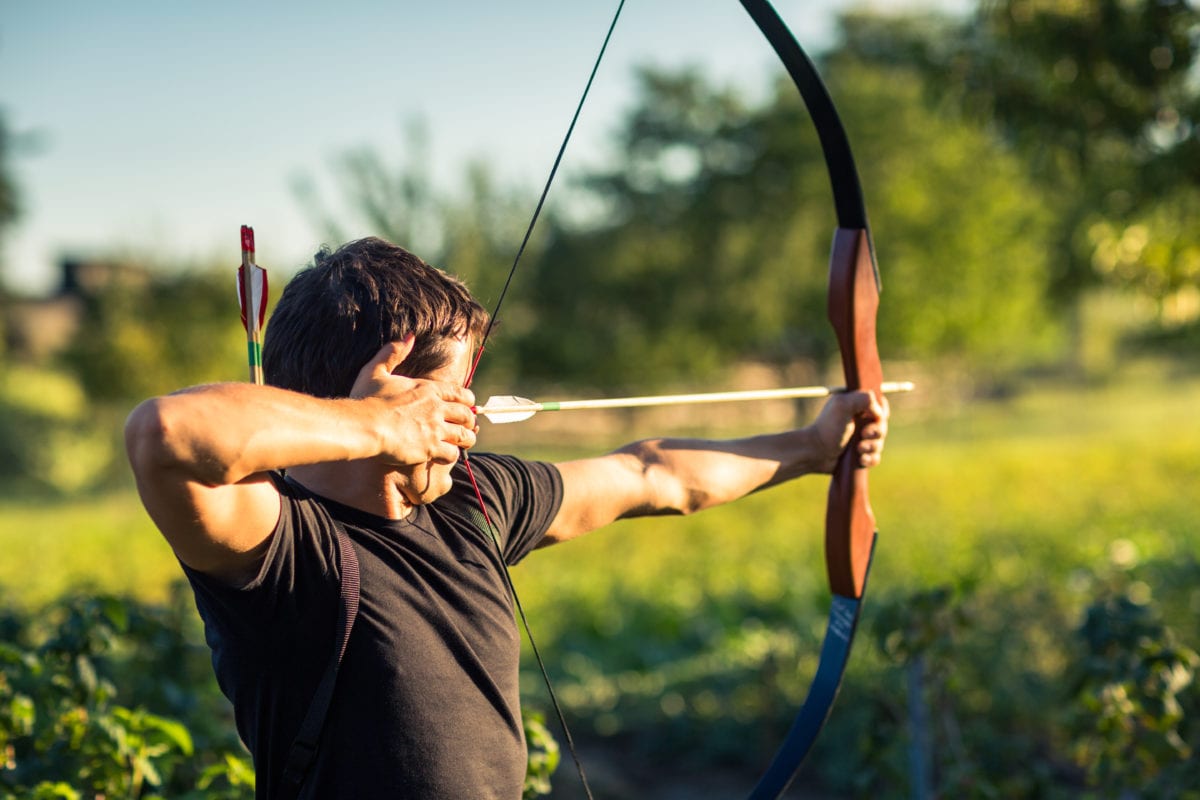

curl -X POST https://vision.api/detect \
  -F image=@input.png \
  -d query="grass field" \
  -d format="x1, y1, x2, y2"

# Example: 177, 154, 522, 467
3, 364, 1196, 620
2, 364, 1196, 795
505, 364, 1200, 706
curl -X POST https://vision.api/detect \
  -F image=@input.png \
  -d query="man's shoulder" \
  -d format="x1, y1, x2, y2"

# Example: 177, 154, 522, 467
447, 452, 561, 498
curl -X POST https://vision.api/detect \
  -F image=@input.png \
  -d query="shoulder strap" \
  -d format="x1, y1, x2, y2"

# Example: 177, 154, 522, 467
278, 521, 361, 797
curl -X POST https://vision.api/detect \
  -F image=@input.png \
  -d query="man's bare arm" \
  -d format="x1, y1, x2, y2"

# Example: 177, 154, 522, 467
543, 390, 887, 545
125, 340, 476, 580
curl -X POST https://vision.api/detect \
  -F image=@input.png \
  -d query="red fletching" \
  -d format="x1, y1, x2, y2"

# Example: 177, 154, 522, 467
237, 226, 268, 332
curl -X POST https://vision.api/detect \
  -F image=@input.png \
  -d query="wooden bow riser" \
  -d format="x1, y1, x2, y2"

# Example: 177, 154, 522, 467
825, 228, 883, 600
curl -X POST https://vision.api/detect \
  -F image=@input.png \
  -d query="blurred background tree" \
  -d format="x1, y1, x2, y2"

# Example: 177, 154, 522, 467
4, 0, 1198, 487
58, 264, 245, 404
297, 60, 1064, 393
1, 3, 1198, 796
837, 0, 1200, 356
290, 1, 1198, 393
0, 112, 20, 258
1, 110, 25, 370
512, 59, 1060, 391
292, 120, 547, 384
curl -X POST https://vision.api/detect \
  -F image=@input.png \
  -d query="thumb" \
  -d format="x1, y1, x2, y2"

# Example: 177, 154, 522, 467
369, 335, 416, 377
351, 336, 416, 398
818, 389, 873, 446
844, 389, 876, 418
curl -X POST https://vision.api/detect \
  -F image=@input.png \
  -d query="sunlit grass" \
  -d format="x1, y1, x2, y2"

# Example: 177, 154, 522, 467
0, 490, 177, 608
515, 367, 1197, 582
3, 366, 1196, 638
4, 366, 1196, 782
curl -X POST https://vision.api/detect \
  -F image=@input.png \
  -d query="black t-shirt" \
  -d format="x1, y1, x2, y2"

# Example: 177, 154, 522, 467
184, 453, 563, 800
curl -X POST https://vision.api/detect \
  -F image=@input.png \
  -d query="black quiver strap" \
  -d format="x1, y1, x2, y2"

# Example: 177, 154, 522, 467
277, 523, 361, 798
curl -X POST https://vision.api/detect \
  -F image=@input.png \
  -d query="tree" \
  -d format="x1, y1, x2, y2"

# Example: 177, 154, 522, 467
837, 0, 1200, 321
292, 120, 542, 386
0, 110, 26, 366
290, 33, 1069, 391
291, 119, 445, 259
513, 60, 1060, 390
59, 262, 247, 403
0, 111, 21, 266
515, 67, 819, 392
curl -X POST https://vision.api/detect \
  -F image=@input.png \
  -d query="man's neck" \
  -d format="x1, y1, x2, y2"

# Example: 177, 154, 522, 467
286, 461, 417, 520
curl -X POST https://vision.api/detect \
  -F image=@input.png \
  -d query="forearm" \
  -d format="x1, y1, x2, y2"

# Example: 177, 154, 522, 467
547, 391, 884, 544
614, 426, 831, 517
126, 382, 388, 486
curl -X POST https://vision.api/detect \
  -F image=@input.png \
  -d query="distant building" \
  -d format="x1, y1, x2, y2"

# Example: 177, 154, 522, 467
3, 257, 147, 362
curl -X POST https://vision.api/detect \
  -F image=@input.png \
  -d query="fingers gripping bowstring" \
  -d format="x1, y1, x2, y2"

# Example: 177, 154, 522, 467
459, 4, 626, 798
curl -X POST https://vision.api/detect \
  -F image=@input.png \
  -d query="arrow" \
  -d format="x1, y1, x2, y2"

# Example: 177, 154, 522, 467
475, 381, 914, 424
237, 225, 269, 385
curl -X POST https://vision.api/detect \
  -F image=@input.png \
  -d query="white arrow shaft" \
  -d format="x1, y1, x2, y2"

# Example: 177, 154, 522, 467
477, 380, 914, 421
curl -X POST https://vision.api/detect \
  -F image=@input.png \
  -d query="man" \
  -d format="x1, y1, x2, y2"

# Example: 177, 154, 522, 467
125, 237, 888, 799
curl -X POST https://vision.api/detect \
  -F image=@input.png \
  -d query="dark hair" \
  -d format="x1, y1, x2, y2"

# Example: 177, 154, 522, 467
263, 237, 488, 397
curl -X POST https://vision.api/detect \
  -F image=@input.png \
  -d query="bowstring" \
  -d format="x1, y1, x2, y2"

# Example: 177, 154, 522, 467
465, 0, 627, 388
459, 3, 627, 798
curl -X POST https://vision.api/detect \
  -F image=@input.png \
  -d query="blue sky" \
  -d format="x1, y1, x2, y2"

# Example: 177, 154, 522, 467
2, 1, 968, 294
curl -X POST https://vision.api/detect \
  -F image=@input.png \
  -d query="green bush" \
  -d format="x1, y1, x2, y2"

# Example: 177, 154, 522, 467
518, 567, 1199, 798
0, 586, 562, 799
0, 367, 117, 497
0, 588, 252, 799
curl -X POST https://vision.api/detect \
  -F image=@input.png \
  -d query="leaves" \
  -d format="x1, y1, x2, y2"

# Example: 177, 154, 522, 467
1070, 591, 1199, 792
522, 711, 561, 799
0, 589, 249, 799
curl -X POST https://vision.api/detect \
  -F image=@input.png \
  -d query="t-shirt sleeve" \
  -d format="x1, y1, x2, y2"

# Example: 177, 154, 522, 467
181, 475, 341, 649
452, 453, 563, 565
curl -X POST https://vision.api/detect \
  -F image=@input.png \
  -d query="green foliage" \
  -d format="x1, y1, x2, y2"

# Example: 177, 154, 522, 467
0, 261, 250, 497
522, 711, 560, 799
0, 493, 175, 609
0, 110, 28, 270
293, 122, 549, 387
292, 118, 446, 259
59, 266, 246, 404
290, 56, 1065, 392
966, 0, 1197, 182
512, 561, 1199, 798
831, 576, 1200, 799
504, 60, 1061, 390
517, 68, 827, 390
1070, 587, 1199, 796
842, 0, 1200, 337
827, 59, 1060, 373
185, 753, 257, 800
504, 370, 1200, 795
0, 366, 116, 495
0, 589, 252, 799
0, 586, 566, 797
0, 371, 1196, 796
1087, 188, 1200, 319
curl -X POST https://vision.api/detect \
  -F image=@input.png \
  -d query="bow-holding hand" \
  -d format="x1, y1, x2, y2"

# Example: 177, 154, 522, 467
810, 390, 889, 473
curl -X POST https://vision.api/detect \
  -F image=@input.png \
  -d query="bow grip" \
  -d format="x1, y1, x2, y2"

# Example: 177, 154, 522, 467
825, 228, 882, 600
